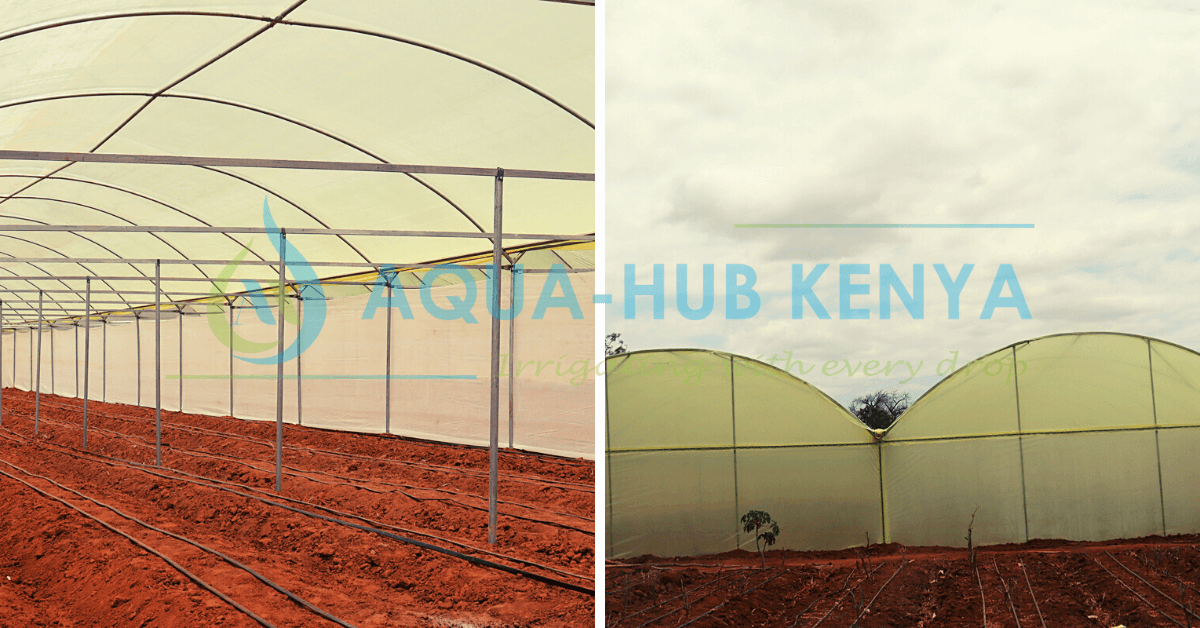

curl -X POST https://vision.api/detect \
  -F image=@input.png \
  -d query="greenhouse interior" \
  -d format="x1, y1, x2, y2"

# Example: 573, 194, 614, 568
605, 333, 1200, 558
0, 2, 596, 625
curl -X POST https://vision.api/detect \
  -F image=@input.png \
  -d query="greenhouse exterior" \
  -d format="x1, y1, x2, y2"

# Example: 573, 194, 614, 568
605, 332, 1200, 558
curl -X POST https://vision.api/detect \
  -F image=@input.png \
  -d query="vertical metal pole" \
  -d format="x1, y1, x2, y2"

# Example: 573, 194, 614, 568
50, 324, 54, 395
489, 169, 504, 545
179, 307, 183, 412
385, 278, 392, 434
229, 298, 234, 416
34, 290, 43, 435
296, 295, 302, 426
83, 279, 90, 449
508, 269, 516, 449
275, 231, 286, 492
0, 299, 4, 427
136, 316, 141, 406
155, 260, 162, 467
102, 317, 107, 402
74, 320, 78, 397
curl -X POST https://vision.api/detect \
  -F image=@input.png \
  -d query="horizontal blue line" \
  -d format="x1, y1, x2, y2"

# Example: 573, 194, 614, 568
734, 223, 1035, 229
168, 375, 476, 380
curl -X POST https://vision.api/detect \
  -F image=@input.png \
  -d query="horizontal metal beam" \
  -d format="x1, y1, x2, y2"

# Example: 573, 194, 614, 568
0, 224, 594, 241
0, 257, 495, 268
0, 150, 595, 182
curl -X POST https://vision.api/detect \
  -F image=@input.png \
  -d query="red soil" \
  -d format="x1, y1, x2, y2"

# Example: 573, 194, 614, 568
608, 536, 1200, 627
0, 388, 594, 627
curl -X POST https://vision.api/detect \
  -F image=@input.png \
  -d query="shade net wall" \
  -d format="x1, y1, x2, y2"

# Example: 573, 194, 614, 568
2, 267, 594, 459
606, 333, 1200, 558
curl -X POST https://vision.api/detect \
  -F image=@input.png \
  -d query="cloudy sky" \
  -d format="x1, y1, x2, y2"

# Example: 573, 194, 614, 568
604, 0, 1200, 406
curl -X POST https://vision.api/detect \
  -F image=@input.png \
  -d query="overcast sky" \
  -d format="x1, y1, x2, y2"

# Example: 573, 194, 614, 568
604, 0, 1200, 406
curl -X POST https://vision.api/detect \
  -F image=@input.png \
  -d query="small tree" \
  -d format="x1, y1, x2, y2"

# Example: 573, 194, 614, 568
605, 333, 628, 356
849, 389, 911, 430
740, 510, 780, 568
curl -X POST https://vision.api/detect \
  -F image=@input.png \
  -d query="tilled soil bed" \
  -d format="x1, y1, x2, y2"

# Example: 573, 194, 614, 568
0, 388, 594, 627
608, 535, 1200, 627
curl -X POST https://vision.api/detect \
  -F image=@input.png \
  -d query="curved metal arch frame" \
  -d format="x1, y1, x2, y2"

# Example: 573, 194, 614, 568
0, 172, 285, 274
0, 195, 213, 297
0, 9, 594, 128
0, 91, 525, 260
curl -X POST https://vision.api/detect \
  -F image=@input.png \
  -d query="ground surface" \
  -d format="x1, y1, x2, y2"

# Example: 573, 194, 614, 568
607, 536, 1200, 627
0, 388, 594, 627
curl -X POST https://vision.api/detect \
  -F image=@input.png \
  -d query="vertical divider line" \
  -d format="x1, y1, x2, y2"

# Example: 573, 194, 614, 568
1148, 338, 1167, 535
74, 317, 78, 397
1013, 346, 1030, 542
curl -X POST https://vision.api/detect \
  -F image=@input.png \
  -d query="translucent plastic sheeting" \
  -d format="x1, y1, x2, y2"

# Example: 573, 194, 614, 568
1023, 431, 1164, 542
883, 437, 1026, 548
1015, 334, 1155, 432
1159, 426, 1200, 535
606, 349, 877, 558
608, 450, 738, 559
2, 269, 593, 459
737, 445, 882, 552
607, 334, 1200, 557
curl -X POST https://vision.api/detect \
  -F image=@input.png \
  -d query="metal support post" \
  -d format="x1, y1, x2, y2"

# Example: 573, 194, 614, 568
296, 295, 302, 426
385, 277, 392, 434
34, 290, 43, 434
275, 231, 287, 492
0, 299, 4, 426
155, 259, 162, 467
508, 268, 516, 449
83, 279, 90, 449
489, 169, 504, 545
229, 298, 234, 416
179, 307, 183, 411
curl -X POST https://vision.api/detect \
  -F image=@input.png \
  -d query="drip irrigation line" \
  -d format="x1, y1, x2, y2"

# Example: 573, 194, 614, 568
1019, 557, 1048, 628
29, 411, 591, 532
675, 568, 790, 628
0, 428, 594, 596
1135, 549, 1200, 600
1091, 554, 1185, 628
850, 559, 909, 626
626, 570, 746, 628
31, 396, 593, 491
0, 460, 279, 628
993, 558, 1023, 628
0, 455, 358, 628
620, 569, 742, 622
1106, 551, 1200, 622
810, 562, 887, 628
0, 427, 592, 586
974, 558, 987, 628
785, 569, 854, 628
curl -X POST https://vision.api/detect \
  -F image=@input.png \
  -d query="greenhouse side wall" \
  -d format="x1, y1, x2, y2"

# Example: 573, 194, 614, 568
0, 269, 594, 460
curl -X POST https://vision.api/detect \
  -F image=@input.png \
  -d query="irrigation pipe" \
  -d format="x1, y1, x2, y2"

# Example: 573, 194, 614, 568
0, 462, 279, 628
30, 412, 591, 532
0, 428, 593, 596
1092, 554, 1184, 628
1019, 557, 1048, 628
